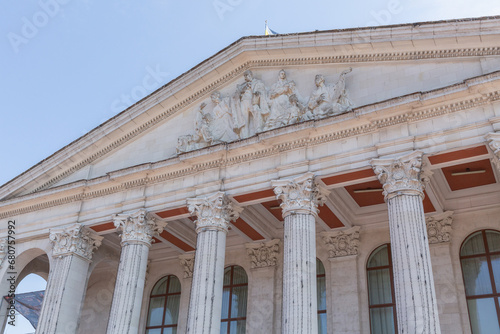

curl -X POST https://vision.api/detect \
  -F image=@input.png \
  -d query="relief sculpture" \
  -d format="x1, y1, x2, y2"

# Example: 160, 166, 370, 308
177, 68, 354, 154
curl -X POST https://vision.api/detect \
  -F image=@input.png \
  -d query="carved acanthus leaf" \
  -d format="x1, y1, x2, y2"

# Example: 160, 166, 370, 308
486, 132, 500, 171
49, 223, 103, 261
0, 239, 6, 268
426, 211, 454, 244
321, 226, 360, 258
271, 172, 329, 218
187, 192, 243, 233
113, 209, 167, 246
371, 151, 430, 200
179, 253, 195, 278
245, 239, 280, 269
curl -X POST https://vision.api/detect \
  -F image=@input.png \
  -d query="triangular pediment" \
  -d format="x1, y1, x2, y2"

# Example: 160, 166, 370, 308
2, 16, 500, 201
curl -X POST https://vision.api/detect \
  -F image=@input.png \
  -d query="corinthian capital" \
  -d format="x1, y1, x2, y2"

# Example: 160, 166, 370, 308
321, 226, 360, 258
0, 239, 6, 268
271, 172, 329, 218
486, 132, 500, 171
426, 211, 453, 244
246, 239, 280, 269
179, 253, 195, 278
49, 224, 103, 261
187, 192, 243, 233
371, 151, 430, 200
113, 209, 167, 246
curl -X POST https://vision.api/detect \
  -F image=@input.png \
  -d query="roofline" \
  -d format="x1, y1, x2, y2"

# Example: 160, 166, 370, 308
2, 14, 499, 191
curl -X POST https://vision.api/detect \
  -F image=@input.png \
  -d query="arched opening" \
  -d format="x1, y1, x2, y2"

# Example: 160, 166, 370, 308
317, 258, 327, 334
221, 265, 248, 334
460, 229, 500, 333
366, 244, 397, 334
145, 275, 181, 334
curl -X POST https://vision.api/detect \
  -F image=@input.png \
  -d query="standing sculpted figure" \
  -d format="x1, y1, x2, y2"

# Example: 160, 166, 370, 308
264, 70, 304, 130
208, 91, 239, 144
176, 102, 212, 153
308, 68, 353, 119
234, 70, 270, 137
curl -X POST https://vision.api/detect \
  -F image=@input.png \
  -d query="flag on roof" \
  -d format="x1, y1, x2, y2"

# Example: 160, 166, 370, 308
265, 21, 278, 36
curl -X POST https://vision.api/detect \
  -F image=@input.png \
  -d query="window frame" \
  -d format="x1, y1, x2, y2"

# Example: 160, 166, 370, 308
366, 243, 398, 334
221, 265, 248, 333
145, 275, 182, 333
317, 258, 327, 333
460, 229, 500, 331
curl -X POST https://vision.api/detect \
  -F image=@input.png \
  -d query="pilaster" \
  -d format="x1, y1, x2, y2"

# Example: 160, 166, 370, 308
106, 209, 166, 334
185, 192, 242, 334
37, 224, 102, 334
272, 172, 328, 334
372, 151, 441, 334
321, 227, 362, 334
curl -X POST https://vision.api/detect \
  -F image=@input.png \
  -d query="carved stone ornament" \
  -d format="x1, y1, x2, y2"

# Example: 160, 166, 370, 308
271, 172, 329, 218
245, 239, 280, 269
187, 192, 243, 233
486, 132, 500, 171
176, 69, 354, 154
49, 223, 103, 261
321, 226, 361, 258
426, 211, 454, 244
179, 253, 195, 278
113, 209, 167, 246
0, 239, 6, 268
371, 151, 431, 200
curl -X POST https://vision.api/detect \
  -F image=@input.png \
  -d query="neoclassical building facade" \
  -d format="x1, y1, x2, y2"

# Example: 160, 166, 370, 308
1, 16, 500, 334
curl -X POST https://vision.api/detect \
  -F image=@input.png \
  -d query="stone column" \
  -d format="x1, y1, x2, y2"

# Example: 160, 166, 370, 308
371, 151, 441, 334
486, 132, 500, 172
106, 209, 166, 334
426, 211, 464, 334
272, 172, 328, 334
321, 226, 361, 334
37, 224, 102, 334
185, 192, 242, 334
245, 239, 280, 334
177, 253, 195, 334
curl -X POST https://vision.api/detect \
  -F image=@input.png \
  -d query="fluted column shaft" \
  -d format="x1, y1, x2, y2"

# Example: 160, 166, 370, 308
372, 151, 441, 334
106, 209, 166, 334
272, 172, 328, 334
186, 192, 242, 334
38, 224, 102, 334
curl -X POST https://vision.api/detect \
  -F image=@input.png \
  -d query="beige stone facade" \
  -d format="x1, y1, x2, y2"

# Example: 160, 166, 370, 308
1, 16, 500, 334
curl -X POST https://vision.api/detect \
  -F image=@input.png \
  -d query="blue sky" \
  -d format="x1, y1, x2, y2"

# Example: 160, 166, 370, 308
0, 0, 499, 188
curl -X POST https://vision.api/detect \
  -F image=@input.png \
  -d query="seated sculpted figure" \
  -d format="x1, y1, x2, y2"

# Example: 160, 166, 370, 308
176, 103, 213, 153
208, 91, 239, 144
308, 68, 353, 119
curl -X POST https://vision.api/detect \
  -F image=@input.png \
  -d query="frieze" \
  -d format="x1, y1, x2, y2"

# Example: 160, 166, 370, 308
246, 239, 280, 269
321, 226, 361, 258
49, 223, 103, 261
426, 211, 454, 244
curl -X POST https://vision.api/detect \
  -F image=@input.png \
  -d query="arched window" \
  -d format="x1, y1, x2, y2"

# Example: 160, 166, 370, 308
317, 258, 327, 334
221, 265, 248, 334
146, 275, 181, 334
460, 229, 500, 333
367, 244, 397, 334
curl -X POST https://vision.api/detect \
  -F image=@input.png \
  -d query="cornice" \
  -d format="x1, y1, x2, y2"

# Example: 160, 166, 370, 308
3, 41, 500, 200
0, 80, 498, 219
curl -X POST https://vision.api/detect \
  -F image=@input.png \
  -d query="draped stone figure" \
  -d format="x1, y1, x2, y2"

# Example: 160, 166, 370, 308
234, 70, 270, 137
208, 91, 239, 144
176, 103, 212, 153
308, 68, 353, 119
264, 70, 302, 130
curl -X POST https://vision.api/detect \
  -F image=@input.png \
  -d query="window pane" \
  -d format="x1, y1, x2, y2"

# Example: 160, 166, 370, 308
164, 294, 180, 325
168, 276, 181, 293
220, 321, 228, 334
368, 268, 393, 305
223, 267, 232, 286
491, 255, 500, 292
318, 313, 327, 334
231, 286, 248, 318
467, 298, 500, 334
232, 266, 248, 285
147, 297, 165, 327
146, 329, 162, 334
317, 276, 326, 311
317, 259, 325, 275
461, 257, 493, 296
164, 328, 177, 334
152, 277, 169, 295
368, 245, 389, 268
228, 320, 246, 334
461, 232, 486, 256
487, 231, 500, 253
222, 287, 230, 319
370, 307, 395, 334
